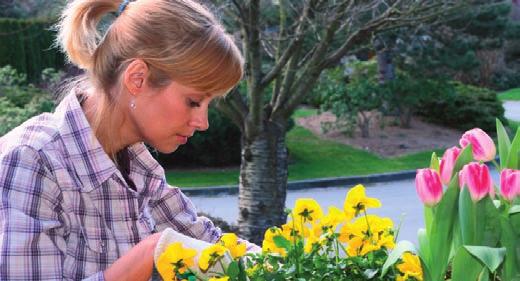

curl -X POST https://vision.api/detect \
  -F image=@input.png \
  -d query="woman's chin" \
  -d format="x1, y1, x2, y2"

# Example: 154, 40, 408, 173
152, 143, 180, 154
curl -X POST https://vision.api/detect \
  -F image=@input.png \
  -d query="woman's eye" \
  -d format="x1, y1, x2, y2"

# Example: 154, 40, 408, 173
188, 99, 201, 108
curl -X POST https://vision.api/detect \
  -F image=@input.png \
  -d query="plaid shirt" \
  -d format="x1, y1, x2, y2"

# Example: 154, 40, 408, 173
0, 92, 225, 280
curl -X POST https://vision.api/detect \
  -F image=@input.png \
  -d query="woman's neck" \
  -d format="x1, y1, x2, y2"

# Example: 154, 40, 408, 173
81, 89, 138, 158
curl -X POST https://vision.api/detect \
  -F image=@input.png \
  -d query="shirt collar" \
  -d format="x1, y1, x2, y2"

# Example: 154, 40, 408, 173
54, 92, 164, 192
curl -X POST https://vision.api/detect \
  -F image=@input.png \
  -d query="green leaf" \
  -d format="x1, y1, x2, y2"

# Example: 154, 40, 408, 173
509, 205, 520, 215
459, 187, 476, 245
381, 240, 417, 277
453, 145, 473, 175
464, 246, 506, 272
417, 228, 431, 266
363, 269, 379, 279
499, 216, 520, 281
507, 128, 520, 169
428, 176, 460, 281
452, 246, 482, 281
496, 118, 511, 169
430, 152, 440, 173
273, 235, 291, 251
226, 261, 240, 279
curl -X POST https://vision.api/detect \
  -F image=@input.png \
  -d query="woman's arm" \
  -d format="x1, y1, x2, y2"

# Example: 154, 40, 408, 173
103, 232, 161, 281
149, 183, 261, 252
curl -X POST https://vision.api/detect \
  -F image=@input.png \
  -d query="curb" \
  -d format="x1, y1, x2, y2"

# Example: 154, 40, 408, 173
181, 169, 417, 196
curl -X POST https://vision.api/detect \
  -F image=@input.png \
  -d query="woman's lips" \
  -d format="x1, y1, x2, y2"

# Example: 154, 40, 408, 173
176, 135, 188, 144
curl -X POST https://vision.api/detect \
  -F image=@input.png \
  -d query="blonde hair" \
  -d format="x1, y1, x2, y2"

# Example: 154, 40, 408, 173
56, 0, 243, 155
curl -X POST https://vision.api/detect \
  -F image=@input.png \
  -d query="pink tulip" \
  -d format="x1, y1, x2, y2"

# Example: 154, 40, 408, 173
440, 146, 461, 185
415, 168, 443, 206
500, 169, 520, 201
459, 162, 494, 202
459, 128, 496, 162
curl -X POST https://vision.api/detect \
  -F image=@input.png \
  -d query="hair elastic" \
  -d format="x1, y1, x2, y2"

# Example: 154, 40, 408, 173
117, 0, 136, 17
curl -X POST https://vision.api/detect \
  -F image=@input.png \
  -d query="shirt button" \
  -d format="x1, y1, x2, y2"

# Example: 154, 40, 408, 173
100, 241, 106, 250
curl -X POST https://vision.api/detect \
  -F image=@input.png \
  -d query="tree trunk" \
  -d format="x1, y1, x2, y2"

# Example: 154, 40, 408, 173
376, 49, 395, 84
238, 122, 288, 244
399, 106, 413, 128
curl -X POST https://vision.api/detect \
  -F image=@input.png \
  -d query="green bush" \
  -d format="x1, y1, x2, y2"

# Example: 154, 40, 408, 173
319, 65, 382, 137
154, 106, 242, 168
0, 66, 55, 136
416, 82, 507, 133
0, 18, 64, 82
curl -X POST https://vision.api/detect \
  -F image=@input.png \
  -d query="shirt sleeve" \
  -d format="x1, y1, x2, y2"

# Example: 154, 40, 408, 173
0, 146, 104, 281
149, 183, 222, 243
149, 183, 261, 252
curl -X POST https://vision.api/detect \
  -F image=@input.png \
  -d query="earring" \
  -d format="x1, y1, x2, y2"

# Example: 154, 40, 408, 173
130, 99, 136, 109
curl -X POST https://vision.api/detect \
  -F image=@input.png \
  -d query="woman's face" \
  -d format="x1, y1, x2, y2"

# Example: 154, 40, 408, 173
128, 80, 215, 154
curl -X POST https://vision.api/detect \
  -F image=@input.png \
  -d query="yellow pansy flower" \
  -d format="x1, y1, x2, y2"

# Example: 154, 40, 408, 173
293, 198, 323, 223
156, 242, 197, 280
262, 227, 287, 256
313, 206, 348, 237
339, 215, 394, 256
304, 232, 320, 254
343, 184, 381, 218
198, 244, 228, 271
397, 252, 423, 281
281, 221, 311, 241
208, 277, 230, 281
220, 233, 246, 259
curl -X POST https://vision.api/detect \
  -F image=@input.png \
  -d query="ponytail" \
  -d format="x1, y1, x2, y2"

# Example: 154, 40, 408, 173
56, 0, 119, 71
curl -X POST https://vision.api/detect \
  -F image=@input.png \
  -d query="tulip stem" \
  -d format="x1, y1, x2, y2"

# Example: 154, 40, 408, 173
491, 159, 500, 171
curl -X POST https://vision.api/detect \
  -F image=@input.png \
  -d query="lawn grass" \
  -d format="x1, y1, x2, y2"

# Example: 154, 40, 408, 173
499, 88, 520, 101
167, 109, 441, 188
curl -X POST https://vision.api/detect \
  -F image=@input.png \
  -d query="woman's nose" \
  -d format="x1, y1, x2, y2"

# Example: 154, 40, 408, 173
189, 109, 209, 131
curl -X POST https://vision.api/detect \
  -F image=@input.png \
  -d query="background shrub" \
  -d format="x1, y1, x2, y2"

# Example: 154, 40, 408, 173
0, 66, 56, 135
416, 81, 507, 133
0, 18, 64, 82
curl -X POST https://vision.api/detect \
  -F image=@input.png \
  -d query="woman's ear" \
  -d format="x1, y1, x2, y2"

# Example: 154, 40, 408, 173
123, 59, 149, 96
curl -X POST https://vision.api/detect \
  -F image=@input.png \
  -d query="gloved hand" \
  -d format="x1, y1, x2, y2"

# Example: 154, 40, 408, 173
154, 228, 232, 280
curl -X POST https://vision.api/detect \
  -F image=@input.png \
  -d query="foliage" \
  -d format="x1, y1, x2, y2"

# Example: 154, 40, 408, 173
499, 87, 520, 101
319, 62, 382, 137
0, 18, 64, 82
154, 106, 242, 168
386, 0, 512, 89
379, 74, 441, 128
416, 82, 507, 133
0, 65, 55, 136
0, 0, 65, 18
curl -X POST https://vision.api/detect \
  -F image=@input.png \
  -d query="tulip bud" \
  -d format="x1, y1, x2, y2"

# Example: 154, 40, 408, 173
459, 128, 496, 162
500, 169, 520, 201
415, 168, 443, 206
459, 162, 494, 202
439, 146, 461, 185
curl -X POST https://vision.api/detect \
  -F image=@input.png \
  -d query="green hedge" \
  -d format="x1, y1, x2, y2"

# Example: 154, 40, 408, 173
0, 18, 64, 82
416, 82, 507, 133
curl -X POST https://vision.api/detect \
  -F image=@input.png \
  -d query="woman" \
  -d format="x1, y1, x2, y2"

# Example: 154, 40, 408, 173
0, 0, 255, 280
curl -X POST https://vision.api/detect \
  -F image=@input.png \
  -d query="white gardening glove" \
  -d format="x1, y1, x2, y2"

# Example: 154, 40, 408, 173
154, 228, 232, 279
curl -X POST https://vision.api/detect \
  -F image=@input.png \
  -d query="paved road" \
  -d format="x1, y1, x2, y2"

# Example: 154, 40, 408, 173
504, 101, 520, 121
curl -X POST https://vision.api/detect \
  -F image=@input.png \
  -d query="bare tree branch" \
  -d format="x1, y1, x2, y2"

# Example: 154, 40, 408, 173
260, 0, 317, 88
